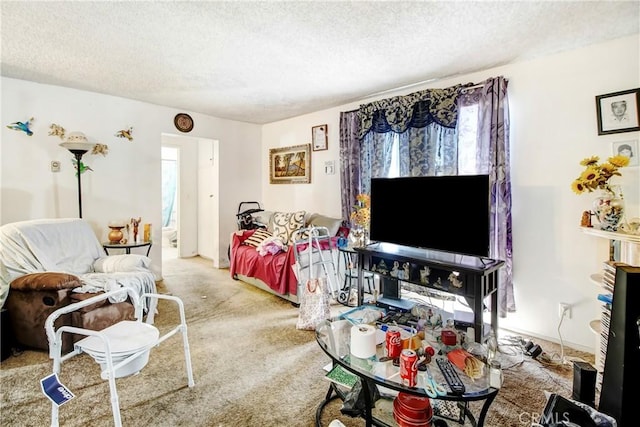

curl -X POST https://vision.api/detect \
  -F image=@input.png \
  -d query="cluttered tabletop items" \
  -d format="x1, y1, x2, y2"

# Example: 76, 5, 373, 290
319, 303, 503, 395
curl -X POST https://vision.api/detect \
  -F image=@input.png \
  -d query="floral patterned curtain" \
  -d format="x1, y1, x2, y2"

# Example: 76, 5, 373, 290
339, 110, 361, 221
458, 76, 515, 316
358, 85, 469, 138
357, 84, 471, 192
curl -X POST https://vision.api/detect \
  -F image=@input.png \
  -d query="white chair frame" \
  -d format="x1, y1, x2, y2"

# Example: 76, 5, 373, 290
44, 287, 195, 427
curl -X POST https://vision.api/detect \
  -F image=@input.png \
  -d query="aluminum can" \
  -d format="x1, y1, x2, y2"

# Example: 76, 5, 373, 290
385, 328, 402, 359
400, 349, 418, 387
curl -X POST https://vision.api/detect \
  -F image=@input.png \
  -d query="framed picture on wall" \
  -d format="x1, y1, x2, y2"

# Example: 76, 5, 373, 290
312, 124, 328, 151
612, 139, 638, 167
595, 88, 640, 135
269, 144, 311, 184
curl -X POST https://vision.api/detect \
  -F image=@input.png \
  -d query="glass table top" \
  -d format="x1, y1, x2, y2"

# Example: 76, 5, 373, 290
315, 315, 495, 401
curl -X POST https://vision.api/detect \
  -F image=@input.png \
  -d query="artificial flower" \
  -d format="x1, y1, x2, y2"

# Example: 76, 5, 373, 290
571, 155, 629, 194
350, 193, 371, 229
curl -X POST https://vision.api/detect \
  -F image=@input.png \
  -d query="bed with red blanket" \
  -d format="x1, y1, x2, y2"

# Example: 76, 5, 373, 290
229, 229, 340, 304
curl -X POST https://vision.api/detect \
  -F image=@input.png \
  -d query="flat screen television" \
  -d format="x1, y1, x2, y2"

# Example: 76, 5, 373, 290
369, 175, 491, 258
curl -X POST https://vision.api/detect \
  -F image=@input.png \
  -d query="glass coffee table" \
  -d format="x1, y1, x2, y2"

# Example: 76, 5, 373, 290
315, 316, 499, 427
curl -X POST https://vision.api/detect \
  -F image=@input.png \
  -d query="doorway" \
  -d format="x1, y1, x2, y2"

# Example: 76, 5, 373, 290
161, 146, 179, 260
160, 134, 220, 266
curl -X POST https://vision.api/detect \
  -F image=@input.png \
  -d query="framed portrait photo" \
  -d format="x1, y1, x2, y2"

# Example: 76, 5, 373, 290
269, 144, 311, 184
312, 124, 328, 151
595, 88, 640, 135
612, 139, 638, 167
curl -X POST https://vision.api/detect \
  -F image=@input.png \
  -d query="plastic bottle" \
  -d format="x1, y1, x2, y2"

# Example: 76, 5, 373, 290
489, 360, 503, 388
486, 330, 498, 363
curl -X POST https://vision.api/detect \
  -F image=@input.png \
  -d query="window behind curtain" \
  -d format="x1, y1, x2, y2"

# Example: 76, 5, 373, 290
386, 102, 479, 178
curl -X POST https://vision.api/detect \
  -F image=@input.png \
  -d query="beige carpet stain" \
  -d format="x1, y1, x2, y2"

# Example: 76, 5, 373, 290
1, 256, 594, 426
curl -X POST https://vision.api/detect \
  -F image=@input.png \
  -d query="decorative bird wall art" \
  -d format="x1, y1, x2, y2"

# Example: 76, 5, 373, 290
115, 127, 133, 141
6, 117, 34, 136
48, 123, 66, 139
72, 159, 93, 176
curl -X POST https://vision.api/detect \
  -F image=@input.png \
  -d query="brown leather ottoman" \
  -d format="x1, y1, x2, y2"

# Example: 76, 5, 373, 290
5, 272, 80, 351
5, 273, 135, 352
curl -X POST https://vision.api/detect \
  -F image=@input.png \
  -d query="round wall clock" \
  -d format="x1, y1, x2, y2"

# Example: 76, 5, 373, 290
174, 113, 194, 133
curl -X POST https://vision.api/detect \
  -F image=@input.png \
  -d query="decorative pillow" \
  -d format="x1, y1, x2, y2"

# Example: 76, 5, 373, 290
10, 272, 81, 291
251, 211, 274, 230
308, 213, 344, 236
93, 254, 151, 273
271, 211, 306, 245
243, 228, 273, 247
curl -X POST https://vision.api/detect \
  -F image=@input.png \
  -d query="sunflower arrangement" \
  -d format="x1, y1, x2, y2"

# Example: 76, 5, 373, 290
350, 193, 371, 229
571, 155, 630, 195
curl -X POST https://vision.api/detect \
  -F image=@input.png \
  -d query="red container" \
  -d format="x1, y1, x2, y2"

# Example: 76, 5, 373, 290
386, 328, 402, 359
395, 393, 433, 420
393, 392, 432, 427
441, 330, 457, 346
400, 349, 418, 387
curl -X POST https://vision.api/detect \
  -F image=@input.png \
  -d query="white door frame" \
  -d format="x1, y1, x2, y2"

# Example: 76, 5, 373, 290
161, 134, 219, 262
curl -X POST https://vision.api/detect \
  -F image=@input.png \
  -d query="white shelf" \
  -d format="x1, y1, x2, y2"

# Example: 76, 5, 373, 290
589, 319, 602, 335
580, 227, 640, 244
590, 273, 603, 287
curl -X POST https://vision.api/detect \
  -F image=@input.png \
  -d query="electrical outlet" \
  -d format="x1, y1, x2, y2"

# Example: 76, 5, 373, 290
559, 302, 572, 319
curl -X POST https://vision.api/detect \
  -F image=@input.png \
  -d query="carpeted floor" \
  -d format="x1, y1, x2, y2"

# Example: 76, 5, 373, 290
0, 255, 594, 426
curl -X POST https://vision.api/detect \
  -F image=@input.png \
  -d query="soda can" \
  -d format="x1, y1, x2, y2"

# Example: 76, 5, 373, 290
400, 349, 418, 387
385, 328, 402, 359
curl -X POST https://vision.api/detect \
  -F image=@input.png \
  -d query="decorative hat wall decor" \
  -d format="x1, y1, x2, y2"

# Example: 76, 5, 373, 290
6, 117, 34, 136
92, 143, 109, 156
48, 123, 66, 139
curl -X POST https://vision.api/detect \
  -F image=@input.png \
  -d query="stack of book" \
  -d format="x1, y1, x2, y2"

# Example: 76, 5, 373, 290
596, 261, 622, 392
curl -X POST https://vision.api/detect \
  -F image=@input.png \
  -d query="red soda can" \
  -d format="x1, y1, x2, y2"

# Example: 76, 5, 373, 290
385, 328, 402, 359
400, 349, 418, 387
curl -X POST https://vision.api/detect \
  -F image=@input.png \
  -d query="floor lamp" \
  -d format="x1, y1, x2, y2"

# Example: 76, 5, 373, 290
60, 141, 95, 218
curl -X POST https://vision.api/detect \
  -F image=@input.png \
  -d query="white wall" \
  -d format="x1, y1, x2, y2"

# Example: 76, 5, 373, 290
1, 77, 262, 274
261, 121, 343, 217
262, 35, 640, 351
2, 35, 638, 351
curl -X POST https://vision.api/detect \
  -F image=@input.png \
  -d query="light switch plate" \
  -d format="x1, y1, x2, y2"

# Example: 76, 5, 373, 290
324, 160, 335, 175
51, 161, 61, 172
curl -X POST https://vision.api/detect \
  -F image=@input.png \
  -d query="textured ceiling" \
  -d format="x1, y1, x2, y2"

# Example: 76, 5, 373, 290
1, 1, 639, 124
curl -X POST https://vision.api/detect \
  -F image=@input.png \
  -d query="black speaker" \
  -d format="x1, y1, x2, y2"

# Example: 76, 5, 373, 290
599, 266, 640, 427
572, 361, 596, 407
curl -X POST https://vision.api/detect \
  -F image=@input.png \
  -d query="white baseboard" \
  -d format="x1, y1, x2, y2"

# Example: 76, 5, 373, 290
499, 325, 595, 354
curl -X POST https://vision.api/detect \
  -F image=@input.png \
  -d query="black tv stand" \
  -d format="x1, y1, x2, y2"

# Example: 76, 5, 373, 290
354, 242, 504, 343
478, 256, 494, 266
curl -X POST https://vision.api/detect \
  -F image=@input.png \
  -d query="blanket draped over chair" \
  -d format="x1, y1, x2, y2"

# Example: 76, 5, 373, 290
0, 218, 156, 309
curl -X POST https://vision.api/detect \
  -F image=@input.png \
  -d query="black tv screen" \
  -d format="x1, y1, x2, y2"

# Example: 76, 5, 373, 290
369, 175, 491, 257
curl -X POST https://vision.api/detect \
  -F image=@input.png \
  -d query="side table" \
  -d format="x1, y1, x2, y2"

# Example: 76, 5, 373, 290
338, 245, 374, 306
102, 242, 152, 257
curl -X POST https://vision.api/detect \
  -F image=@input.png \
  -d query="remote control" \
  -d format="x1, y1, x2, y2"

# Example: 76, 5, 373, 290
436, 358, 466, 395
